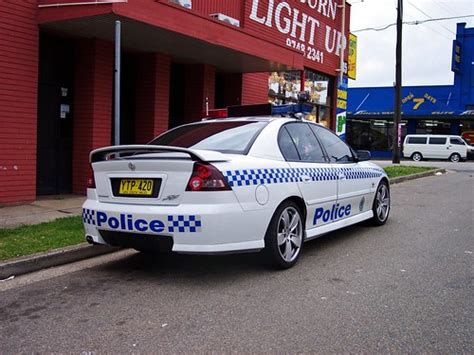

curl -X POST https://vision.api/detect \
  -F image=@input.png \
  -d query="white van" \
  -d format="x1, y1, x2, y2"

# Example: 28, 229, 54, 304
402, 134, 469, 162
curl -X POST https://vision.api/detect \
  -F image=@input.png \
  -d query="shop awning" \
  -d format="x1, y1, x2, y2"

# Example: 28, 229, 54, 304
347, 85, 473, 119
38, 1, 304, 73
348, 110, 474, 118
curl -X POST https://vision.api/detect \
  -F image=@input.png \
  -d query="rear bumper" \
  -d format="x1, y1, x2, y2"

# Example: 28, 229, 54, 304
82, 190, 270, 254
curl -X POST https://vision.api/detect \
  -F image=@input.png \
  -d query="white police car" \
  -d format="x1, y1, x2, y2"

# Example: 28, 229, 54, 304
83, 114, 390, 268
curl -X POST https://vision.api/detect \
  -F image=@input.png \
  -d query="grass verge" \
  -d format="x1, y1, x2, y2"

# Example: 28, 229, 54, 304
0, 216, 84, 261
383, 165, 437, 178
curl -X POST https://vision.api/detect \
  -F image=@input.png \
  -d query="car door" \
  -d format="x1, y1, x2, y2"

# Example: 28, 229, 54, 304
309, 124, 375, 217
279, 122, 337, 230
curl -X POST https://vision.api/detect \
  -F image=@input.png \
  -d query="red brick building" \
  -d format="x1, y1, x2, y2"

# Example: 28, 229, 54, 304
0, 0, 350, 205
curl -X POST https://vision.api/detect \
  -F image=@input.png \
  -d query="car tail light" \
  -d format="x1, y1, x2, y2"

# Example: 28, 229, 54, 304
186, 162, 231, 191
87, 166, 96, 188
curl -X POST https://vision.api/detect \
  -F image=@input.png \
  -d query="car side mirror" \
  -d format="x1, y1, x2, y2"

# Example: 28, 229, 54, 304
356, 150, 371, 162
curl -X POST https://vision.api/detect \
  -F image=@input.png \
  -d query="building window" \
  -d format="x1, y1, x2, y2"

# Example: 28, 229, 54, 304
415, 120, 451, 134
303, 70, 333, 128
268, 71, 301, 105
346, 118, 407, 151
267, 70, 334, 128
304, 70, 330, 105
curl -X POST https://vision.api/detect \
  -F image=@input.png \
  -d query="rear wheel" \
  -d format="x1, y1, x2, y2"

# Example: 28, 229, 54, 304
411, 152, 422, 161
370, 181, 390, 226
449, 153, 461, 163
264, 201, 304, 269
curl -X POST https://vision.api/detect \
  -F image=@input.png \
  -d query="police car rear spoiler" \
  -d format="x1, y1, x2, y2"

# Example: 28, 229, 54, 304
90, 145, 230, 163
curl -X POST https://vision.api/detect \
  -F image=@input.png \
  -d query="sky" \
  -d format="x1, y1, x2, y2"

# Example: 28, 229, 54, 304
348, 0, 474, 88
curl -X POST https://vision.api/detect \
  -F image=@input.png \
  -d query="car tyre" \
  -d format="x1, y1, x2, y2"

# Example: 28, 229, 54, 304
264, 201, 304, 269
449, 153, 461, 163
370, 181, 390, 226
411, 152, 422, 162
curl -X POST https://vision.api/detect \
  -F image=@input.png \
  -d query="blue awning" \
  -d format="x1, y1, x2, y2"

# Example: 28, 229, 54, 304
347, 86, 473, 118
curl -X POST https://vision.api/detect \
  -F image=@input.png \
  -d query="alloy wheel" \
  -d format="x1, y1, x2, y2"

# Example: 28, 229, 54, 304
375, 184, 390, 222
276, 207, 303, 263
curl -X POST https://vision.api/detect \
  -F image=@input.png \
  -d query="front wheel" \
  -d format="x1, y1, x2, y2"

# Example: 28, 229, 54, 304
264, 201, 304, 269
449, 153, 461, 163
370, 181, 390, 226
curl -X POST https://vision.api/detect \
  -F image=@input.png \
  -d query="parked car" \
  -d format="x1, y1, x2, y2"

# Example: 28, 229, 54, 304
402, 134, 469, 162
83, 116, 390, 269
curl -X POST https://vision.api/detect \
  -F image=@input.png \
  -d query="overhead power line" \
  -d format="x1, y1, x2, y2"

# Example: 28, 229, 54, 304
432, 0, 457, 18
352, 14, 474, 33
406, 0, 455, 35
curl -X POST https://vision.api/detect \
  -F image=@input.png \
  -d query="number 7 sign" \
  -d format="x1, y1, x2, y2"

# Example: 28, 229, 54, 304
413, 98, 425, 110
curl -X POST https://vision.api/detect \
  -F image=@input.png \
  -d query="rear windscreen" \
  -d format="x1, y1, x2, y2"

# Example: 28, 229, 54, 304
149, 121, 267, 154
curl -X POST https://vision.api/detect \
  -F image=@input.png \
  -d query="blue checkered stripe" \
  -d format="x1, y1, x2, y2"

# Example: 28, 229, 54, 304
224, 168, 301, 187
82, 208, 96, 225
295, 167, 339, 182
224, 167, 383, 187
340, 167, 384, 180
167, 215, 202, 233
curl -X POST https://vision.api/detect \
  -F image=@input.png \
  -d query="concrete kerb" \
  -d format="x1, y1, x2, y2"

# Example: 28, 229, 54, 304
0, 244, 119, 280
0, 167, 448, 279
389, 168, 446, 185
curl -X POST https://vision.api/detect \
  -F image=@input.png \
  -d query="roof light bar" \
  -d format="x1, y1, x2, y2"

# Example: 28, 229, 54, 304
271, 103, 313, 115
204, 100, 314, 119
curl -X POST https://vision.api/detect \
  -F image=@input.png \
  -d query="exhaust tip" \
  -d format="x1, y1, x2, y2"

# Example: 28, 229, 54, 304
86, 235, 95, 244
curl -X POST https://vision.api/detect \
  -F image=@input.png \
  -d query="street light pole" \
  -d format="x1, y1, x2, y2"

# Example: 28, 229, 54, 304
393, 0, 403, 164
114, 20, 121, 146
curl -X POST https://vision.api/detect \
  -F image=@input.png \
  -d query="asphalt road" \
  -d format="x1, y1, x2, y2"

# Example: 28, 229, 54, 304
1, 171, 473, 353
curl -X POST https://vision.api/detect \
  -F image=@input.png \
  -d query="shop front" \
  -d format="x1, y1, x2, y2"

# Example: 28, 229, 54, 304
346, 85, 474, 157
0, 0, 351, 204
346, 22, 474, 158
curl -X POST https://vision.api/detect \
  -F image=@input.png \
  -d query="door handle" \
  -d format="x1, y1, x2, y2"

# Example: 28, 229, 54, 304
301, 175, 312, 183
338, 174, 346, 180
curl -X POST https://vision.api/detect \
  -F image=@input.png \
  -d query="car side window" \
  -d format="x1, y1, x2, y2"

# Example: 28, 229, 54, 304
283, 123, 326, 163
407, 137, 427, 144
278, 127, 300, 161
309, 124, 354, 163
450, 137, 464, 145
429, 137, 446, 145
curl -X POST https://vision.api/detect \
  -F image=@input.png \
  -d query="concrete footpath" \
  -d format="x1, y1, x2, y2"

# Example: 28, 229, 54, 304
0, 195, 85, 229
0, 194, 120, 279
0, 168, 446, 279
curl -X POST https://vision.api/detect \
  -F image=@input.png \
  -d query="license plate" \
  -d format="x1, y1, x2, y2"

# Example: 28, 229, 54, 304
118, 179, 154, 196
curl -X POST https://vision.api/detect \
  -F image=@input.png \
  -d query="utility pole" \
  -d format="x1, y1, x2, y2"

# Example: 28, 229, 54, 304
393, 0, 403, 164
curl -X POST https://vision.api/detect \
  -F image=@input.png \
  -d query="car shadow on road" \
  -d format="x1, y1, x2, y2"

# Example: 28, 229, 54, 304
94, 222, 376, 284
